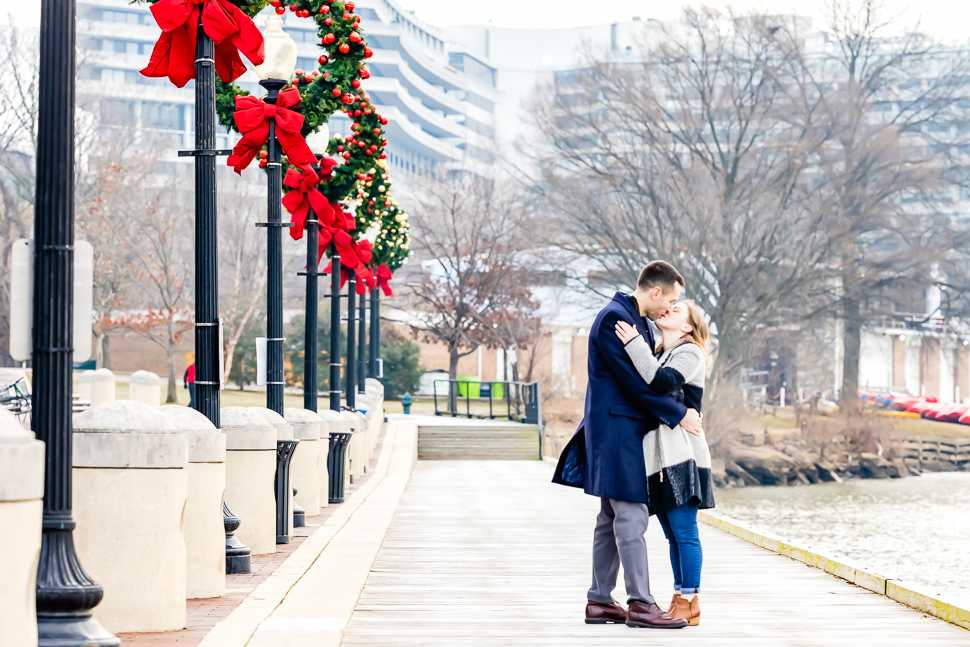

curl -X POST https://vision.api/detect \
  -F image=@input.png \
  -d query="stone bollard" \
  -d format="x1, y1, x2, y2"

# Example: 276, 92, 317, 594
365, 377, 384, 401
72, 401, 188, 633
160, 405, 226, 599
130, 370, 162, 406
78, 368, 116, 406
222, 407, 277, 555
251, 409, 298, 540
340, 410, 366, 482
90, 367, 116, 405
356, 392, 376, 454
284, 409, 322, 517
0, 407, 44, 647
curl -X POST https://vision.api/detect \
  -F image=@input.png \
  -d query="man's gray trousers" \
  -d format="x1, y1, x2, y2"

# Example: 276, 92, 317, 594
588, 497, 654, 605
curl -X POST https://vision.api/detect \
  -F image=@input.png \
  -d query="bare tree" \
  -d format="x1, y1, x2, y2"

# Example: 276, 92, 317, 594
773, 0, 970, 410
400, 175, 537, 409
219, 173, 267, 384
525, 9, 833, 397
120, 168, 194, 401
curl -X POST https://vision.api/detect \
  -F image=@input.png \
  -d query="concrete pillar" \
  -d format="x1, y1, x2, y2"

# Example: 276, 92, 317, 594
283, 409, 321, 517
365, 377, 384, 400
317, 411, 348, 506
222, 407, 276, 555
78, 367, 116, 406
161, 405, 226, 599
250, 408, 297, 536
130, 370, 162, 406
0, 407, 44, 647
72, 401, 188, 633
340, 410, 365, 481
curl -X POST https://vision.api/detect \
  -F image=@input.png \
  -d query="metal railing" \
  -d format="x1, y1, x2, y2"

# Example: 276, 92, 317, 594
432, 379, 542, 425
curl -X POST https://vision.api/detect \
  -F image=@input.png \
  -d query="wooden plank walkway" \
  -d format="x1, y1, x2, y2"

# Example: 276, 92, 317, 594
342, 460, 968, 646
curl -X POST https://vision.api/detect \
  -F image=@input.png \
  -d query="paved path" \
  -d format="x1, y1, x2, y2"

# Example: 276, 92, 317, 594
342, 460, 968, 646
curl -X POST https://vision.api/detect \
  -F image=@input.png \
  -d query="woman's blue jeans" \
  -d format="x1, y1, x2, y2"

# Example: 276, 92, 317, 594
656, 502, 702, 594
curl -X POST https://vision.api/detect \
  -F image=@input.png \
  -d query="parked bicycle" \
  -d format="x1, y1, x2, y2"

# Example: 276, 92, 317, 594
0, 376, 31, 424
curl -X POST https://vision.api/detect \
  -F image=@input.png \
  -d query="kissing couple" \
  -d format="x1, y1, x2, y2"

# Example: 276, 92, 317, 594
554, 260, 715, 629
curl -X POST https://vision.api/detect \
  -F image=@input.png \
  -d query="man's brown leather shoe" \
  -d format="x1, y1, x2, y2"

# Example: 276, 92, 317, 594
625, 600, 688, 629
585, 599, 627, 624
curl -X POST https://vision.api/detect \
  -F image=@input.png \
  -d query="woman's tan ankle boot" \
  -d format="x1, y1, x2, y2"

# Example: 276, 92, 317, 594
670, 595, 700, 626
667, 593, 681, 614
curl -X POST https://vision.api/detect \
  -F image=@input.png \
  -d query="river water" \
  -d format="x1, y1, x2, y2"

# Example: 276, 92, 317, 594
714, 472, 970, 603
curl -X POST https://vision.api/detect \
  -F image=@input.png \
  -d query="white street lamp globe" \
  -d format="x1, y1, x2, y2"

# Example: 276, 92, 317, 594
305, 123, 330, 155
254, 13, 297, 81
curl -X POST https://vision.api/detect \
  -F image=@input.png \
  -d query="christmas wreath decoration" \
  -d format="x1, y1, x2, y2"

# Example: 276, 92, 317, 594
136, 0, 409, 291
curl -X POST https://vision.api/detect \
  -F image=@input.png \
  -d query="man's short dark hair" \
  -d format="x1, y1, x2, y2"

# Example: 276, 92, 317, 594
637, 261, 684, 292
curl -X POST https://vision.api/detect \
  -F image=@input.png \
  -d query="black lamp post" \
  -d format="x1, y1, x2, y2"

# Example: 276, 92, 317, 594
346, 278, 357, 410
33, 1, 118, 644
329, 243, 342, 411
302, 202, 320, 413
358, 287, 367, 394
190, 21, 222, 425
259, 76, 289, 417
369, 289, 380, 379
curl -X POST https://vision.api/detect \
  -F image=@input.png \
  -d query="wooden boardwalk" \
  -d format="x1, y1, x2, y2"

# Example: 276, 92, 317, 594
342, 460, 968, 646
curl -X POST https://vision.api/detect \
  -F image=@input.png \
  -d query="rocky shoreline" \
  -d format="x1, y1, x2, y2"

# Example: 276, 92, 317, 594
714, 426, 967, 488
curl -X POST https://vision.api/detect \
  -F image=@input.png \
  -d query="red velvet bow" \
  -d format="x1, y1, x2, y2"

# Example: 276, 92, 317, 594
141, 0, 265, 88
318, 227, 360, 269
375, 264, 394, 296
321, 263, 372, 295
227, 89, 316, 174
283, 166, 334, 239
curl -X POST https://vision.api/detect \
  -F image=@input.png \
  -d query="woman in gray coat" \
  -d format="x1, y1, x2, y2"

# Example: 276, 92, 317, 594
615, 299, 713, 627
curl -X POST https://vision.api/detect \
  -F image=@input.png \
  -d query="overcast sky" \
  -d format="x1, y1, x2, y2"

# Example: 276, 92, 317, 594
2, 0, 969, 43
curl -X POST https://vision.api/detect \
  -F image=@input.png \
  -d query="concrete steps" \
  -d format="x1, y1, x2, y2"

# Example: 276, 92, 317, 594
417, 423, 541, 460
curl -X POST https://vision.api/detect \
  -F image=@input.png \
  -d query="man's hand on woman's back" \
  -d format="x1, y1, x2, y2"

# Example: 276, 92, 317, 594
680, 409, 703, 436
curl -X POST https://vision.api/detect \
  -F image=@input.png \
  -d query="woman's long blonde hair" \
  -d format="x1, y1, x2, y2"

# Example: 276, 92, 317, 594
656, 299, 709, 362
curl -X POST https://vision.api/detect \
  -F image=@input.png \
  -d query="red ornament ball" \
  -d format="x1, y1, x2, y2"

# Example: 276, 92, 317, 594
339, 43, 350, 54
346, 1, 355, 10
342, 12, 352, 20
324, 17, 332, 26
270, 0, 281, 6
259, 150, 268, 159
372, 127, 380, 134
289, 4, 297, 12
294, 68, 304, 76
351, 79, 360, 88
384, 200, 391, 207
354, 109, 362, 116
337, 145, 344, 151
325, 33, 335, 43
318, 54, 329, 64
357, 141, 366, 148
319, 5, 330, 13
259, 160, 268, 168
364, 47, 373, 58
368, 200, 374, 205
275, 6, 285, 14
343, 152, 352, 159
349, 32, 361, 43
365, 150, 372, 156
379, 117, 388, 125
379, 152, 386, 159
352, 22, 359, 30
332, 87, 342, 96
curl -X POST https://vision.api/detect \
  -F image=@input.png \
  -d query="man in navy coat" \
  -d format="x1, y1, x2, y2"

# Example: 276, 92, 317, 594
554, 261, 703, 629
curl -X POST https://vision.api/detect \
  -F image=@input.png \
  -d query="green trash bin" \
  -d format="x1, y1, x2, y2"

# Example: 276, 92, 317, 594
489, 382, 504, 400
456, 376, 481, 398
